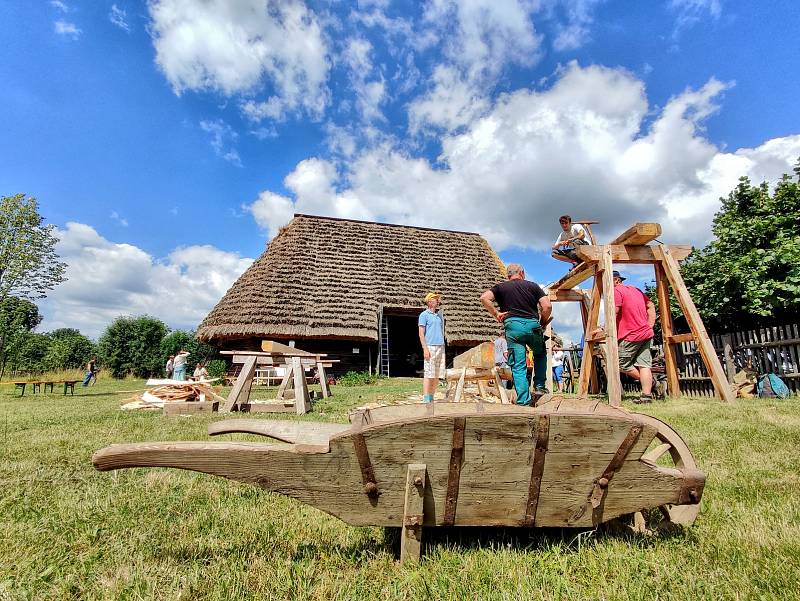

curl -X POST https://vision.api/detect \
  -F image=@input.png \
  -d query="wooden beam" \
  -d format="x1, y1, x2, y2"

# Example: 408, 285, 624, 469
317, 361, 331, 398
545, 322, 553, 393
600, 246, 622, 407
547, 289, 587, 302
575, 244, 692, 264
222, 355, 257, 413
654, 246, 734, 402
400, 464, 427, 564
221, 350, 328, 359
275, 365, 292, 400
655, 264, 681, 398
260, 340, 315, 355
548, 262, 595, 291
609, 223, 662, 246
453, 342, 496, 369
230, 354, 337, 366
292, 356, 312, 414
668, 333, 696, 344
578, 277, 602, 396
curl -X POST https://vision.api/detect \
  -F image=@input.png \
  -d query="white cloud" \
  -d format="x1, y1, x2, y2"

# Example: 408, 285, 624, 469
247, 62, 800, 254
342, 37, 387, 122
110, 211, 129, 227
109, 4, 130, 32
54, 20, 81, 39
408, 65, 490, 133
199, 119, 242, 166
669, 0, 722, 39
39, 223, 253, 338
245, 191, 296, 239
50, 0, 68, 12
549, 0, 604, 51
148, 0, 330, 120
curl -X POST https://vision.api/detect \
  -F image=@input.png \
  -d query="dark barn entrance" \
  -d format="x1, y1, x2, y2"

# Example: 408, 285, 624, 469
384, 311, 424, 377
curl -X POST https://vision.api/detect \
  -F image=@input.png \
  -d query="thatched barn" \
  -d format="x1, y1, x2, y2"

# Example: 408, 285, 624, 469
197, 214, 506, 376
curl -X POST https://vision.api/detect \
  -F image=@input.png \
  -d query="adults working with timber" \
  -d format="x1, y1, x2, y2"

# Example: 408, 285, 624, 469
418, 292, 445, 403
551, 215, 589, 266
480, 264, 552, 406
595, 271, 656, 404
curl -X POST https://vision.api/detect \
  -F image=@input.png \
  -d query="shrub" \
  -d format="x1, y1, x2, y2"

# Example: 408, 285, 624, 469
336, 370, 382, 387
206, 359, 227, 381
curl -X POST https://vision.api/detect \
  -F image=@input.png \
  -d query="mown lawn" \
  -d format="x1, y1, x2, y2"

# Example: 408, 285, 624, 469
1, 376, 799, 600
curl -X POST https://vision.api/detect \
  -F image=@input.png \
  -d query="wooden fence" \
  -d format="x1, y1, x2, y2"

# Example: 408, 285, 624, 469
676, 323, 800, 396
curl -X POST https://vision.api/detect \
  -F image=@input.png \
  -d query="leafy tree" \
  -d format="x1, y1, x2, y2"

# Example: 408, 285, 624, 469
159, 330, 217, 375
42, 328, 96, 372
0, 194, 67, 304
97, 316, 168, 378
0, 296, 42, 378
9, 332, 50, 375
679, 163, 800, 331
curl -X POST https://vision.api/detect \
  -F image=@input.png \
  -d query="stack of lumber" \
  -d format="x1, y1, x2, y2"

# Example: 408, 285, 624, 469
120, 379, 224, 413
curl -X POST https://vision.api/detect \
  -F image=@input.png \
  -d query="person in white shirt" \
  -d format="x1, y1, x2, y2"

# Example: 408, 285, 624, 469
551, 215, 589, 266
552, 347, 565, 393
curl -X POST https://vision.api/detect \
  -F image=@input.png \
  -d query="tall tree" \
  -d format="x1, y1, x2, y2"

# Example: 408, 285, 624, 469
678, 160, 800, 331
97, 316, 168, 378
0, 194, 67, 304
43, 328, 96, 372
0, 296, 42, 378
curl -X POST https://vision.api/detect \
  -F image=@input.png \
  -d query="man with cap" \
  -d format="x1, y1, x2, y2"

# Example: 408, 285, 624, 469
418, 292, 445, 402
480, 264, 552, 406
609, 271, 657, 403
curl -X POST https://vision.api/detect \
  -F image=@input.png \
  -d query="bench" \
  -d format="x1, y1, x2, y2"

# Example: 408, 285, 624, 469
61, 380, 78, 395
14, 381, 28, 396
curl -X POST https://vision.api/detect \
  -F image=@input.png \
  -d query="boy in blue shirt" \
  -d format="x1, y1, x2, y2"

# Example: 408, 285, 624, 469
418, 292, 445, 402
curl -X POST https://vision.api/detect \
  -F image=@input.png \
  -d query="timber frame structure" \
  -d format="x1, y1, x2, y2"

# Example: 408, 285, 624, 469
546, 222, 735, 406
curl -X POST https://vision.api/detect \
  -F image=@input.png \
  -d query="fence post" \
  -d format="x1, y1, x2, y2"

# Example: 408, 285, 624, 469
721, 334, 735, 383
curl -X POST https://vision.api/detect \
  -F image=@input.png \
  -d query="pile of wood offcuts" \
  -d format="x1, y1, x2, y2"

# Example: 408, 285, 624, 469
121, 379, 225, 414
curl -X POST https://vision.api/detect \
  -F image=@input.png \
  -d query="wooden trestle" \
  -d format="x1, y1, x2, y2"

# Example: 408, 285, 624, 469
545, 222, 734, 406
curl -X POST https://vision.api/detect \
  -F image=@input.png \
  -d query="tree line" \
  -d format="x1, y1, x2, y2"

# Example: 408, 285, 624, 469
0, 304, 223, 380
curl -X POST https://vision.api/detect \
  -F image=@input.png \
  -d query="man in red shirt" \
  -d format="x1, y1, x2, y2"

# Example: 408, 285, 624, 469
612, 271, 657, 403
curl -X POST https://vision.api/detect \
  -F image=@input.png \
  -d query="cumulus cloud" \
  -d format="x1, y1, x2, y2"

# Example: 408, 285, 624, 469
109, 4, 130, 32
50, 0, 68, 12
247, 62, 800, 252
39, 223, 253, 338
54, 20, 81, 39
548, 0, 605, 51
148, 0, 330, 120
342, 37, 387, 122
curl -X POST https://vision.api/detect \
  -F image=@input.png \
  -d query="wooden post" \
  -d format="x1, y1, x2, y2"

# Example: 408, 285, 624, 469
292, 357, 312, 414
492, 367, 510, 404
400, 463, 426, 564
545, 322, 553, 393
222, 355, 257, 413
655, 263, 681, 398
578, 274, 602, 396
721, 334, 736, 383
317, 360, 331, 398
275, 365, 293, 401
655, 246, 734, 402
453, 368, 467, 403
600, 246, 622, 406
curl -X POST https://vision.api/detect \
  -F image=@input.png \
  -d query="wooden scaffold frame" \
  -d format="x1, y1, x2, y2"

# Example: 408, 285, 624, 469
546, 222, 735, 406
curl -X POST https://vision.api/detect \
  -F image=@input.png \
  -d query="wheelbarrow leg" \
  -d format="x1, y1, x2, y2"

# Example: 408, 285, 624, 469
400, 463, 426, 564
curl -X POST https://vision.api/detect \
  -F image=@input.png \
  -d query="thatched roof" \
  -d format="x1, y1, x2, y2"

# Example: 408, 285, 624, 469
197, 214, 506, 345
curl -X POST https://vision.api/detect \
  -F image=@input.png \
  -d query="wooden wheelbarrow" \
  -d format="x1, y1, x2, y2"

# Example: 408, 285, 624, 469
92, 398, 705, 562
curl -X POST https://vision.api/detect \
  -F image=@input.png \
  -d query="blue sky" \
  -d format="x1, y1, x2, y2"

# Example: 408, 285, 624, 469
1, 0, 799, 342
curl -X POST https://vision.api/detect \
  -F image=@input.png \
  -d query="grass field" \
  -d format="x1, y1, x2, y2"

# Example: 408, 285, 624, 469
1, 376, 799, 600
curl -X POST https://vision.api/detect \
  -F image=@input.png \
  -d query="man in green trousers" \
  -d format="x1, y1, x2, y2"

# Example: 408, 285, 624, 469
480, 263, 552, 406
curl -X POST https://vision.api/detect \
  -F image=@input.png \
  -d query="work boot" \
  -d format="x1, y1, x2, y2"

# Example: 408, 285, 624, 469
633, 393, 653, 404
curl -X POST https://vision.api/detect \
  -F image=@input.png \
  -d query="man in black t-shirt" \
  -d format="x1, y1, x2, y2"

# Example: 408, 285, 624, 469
480, 263, 552, 406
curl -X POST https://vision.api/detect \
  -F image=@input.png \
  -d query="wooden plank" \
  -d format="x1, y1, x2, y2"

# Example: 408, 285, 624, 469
575, 244, 691, 264
668, 333, 695, 344
655, 246, 734, 402
492, 367, 511, 404
209, 419, 349, 447
453, 368, 467, 402
260, 340, 316, 356
608, 223, 662, 246
600, 246, 622, 406
446, 367, 512, 381
163, 401, 218, 416
545, 322, 554, 393
231, 354, 337, 366
548, 262, 595, 291
400, 464, 427, 564
222, 349, 326, 358
655, 263, 680, 398
292, 356, 312, 415
523, 415, 549, 526
222, 355, 257, 413
443, 417, 466, 525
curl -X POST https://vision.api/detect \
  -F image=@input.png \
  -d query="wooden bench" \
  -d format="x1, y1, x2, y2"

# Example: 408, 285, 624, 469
61, 380, 78, 395
14, 381, 28, 396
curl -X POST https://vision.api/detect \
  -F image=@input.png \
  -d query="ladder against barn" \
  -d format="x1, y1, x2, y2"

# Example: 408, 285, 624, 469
378, 307, 390, 377
546, 222, 735, 406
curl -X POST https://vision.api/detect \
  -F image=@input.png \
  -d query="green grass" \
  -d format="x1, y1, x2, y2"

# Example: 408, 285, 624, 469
1, 376, 799, 600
